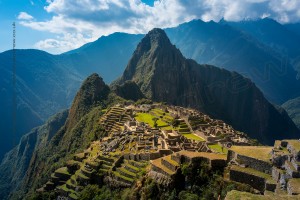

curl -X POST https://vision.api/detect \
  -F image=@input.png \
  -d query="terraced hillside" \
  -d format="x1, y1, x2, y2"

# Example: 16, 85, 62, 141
34, 102, 259, 199
30, 102, 300, 200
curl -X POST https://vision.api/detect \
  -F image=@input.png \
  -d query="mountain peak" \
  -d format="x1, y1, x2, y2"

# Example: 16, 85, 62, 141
119, 28, 182, 83
137, 28, 173, 53
147, 28, 170, 44
67, 73, 110, 129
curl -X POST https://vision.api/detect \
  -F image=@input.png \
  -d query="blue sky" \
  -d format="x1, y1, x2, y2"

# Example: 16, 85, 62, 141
1, 0, 300, 54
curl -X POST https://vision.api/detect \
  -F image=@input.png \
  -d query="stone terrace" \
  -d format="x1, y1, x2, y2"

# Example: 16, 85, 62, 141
228, 140, 300, 196
149, 150, 226, 185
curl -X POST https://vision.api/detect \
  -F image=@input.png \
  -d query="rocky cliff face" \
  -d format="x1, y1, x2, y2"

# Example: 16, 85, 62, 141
118, 28, 300, 145
112, 81, 145, 101
0, 110, 68, 199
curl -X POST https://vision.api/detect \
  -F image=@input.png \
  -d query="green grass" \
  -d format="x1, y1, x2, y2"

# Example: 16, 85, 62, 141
230, 146, 272, 162
57, 184, 73, 192
182, 133, 205, 141
118, 167, 136, 177
69, 192, 78, 199
55, 167, 71, 175
66, 179, 76, 188
151, 108, 165, 115
208, 144, 228, 154
76, 170, 89, 180
113, 171, 134, 183
125, 163, 139, 172
135, 113, 169, 128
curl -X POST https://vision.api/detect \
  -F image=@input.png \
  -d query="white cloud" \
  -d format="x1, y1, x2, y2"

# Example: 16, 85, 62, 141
17, 12, 34, 20
34, 33, 91, 52
18, 0, 300, 53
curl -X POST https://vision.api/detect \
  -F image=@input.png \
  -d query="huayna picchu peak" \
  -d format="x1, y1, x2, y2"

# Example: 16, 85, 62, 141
1, 25, 300, 200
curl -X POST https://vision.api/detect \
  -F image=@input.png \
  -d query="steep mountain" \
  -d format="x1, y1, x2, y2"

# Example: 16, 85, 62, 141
0, 109, 68, 199
0, 49, 82, 160
118, 28, 300, 145
282, 97, 300, 129
4, 73, 124, 199
66, 73, 110, 129
165, 20, 300, 104
0, 33, 141, 160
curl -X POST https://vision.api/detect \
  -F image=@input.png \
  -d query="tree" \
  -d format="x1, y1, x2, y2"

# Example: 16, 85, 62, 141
152, 117, 159, 128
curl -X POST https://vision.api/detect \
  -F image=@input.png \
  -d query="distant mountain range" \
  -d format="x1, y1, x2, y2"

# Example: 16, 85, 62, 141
2, 18, 300, 160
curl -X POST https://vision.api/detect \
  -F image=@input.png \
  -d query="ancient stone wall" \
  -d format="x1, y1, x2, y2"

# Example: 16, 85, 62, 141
227, 150, 236, 163
151, 163, 174, 177
272, 154, 288, 168
272, 167, 281, 182
161, 159, 177, 171
113, 156, 124, 170
265, 181, 276, 192
143, 153, 151, 161
230, 169, 266, 192
150, 152, 161, 160
237, 154, 272, 174
171, 154, 181, 164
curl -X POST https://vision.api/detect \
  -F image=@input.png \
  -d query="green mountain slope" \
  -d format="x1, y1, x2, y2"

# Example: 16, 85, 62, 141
4, 73, 125, 199
282, 97, 300, 129
0, 109, 68, 199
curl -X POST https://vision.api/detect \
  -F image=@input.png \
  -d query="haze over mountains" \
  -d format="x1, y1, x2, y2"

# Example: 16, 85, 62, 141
1, 18, 300, 160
